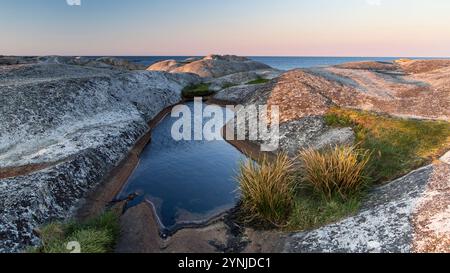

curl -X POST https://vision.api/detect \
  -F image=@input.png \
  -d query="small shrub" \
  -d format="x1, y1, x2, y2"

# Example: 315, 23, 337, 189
299, 145, 371, 200
324, 112, 354, 127
237, 153, 297, 227
182, 83, 214, 98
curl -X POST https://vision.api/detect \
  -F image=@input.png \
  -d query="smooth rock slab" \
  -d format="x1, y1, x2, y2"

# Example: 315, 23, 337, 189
0, 62, 199, 252
148, 55, 272, 78
284, 165, 433, 253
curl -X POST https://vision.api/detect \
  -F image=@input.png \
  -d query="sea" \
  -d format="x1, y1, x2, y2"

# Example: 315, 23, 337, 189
115, 56, 443, 71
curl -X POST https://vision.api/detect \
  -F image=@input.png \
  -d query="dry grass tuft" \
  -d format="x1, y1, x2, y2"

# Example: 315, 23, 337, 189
237, 153, 297, 227
299, 145, 371, 200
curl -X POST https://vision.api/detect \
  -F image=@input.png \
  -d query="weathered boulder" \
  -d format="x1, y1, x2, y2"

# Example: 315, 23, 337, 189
147, 54, 273, 78
0, 62, 199, 252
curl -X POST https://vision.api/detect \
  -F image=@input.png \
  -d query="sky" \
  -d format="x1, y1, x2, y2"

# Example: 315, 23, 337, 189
1, 0, 450, 57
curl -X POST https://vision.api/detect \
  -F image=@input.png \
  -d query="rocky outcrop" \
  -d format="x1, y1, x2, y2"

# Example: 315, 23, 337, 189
0, 56, 147, 70
216, 60, 450, 121
147, 54, 273, 78
0, 61, 199, 252
38, 56, 148, 70
396, 59, 450, 74
0, 56, 37, 66
284, 152, 450, 253
214, 59, 450, 155
215, 72, 356, 155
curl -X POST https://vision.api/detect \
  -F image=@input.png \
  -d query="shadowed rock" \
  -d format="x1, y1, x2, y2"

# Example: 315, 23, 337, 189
0, 61, 199, 252
0, 56, 147, 70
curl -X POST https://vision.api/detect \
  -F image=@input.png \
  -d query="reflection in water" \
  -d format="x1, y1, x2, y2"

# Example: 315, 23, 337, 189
119, 102, 245, 231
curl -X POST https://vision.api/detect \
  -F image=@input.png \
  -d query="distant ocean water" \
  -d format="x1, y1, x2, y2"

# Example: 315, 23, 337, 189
116, 56, 442, 71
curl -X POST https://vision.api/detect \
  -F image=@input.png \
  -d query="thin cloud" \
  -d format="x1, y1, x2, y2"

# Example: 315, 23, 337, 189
66, 0, 81, 6
366, 0, 382, 6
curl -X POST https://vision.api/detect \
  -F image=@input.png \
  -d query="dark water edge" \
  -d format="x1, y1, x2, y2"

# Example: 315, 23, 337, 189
118, 102, 246, 232
98, 56, 448, 70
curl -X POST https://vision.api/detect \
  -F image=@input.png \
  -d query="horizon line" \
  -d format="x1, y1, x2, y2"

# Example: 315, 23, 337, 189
4, 54, 450, 59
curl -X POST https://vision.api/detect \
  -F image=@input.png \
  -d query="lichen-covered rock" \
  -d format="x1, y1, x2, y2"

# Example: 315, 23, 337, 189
147, 54, 272, 78
277, 118, 355, 156
284, 151, 450, 253
284, 165, 433, 253
213, 59, 450, 155
215, 61, 450, 122
0, 62, 199, 252
215, 74, 355, 155
412, 162, 450, 253
396, 59, 450, 74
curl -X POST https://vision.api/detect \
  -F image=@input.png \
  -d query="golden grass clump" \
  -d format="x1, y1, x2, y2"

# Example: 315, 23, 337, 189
299, 145, 371, 200
237, 153, 297, 227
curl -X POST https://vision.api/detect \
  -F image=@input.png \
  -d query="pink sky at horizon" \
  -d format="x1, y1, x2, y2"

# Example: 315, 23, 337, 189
1, 0, 450, 57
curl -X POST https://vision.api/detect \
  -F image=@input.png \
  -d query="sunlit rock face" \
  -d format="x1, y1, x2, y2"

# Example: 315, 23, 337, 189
213, 59, 450, 253
0, 61, 199, 252
216, 60, 450, 122
147, 54, 274, 78
214, 59, 450, 156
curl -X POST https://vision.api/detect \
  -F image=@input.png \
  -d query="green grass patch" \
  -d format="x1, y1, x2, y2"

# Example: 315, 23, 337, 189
237, 108, 449, 232
246, 77, 270, 85
287, 191, 362, 231
237, 148, 369, 231
30, 211, 120, 253
325, 108, 450, 183
182, 83, 214, 98
222, 82, 238, 89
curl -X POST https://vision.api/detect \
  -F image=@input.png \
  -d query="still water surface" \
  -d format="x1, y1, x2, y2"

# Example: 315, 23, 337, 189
119, 102, 245, 231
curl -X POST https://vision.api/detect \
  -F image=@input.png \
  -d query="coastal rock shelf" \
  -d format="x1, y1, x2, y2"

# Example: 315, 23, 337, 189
215, 60, 450, 122
1, 55, 449, 253
0, 61, 199, 252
